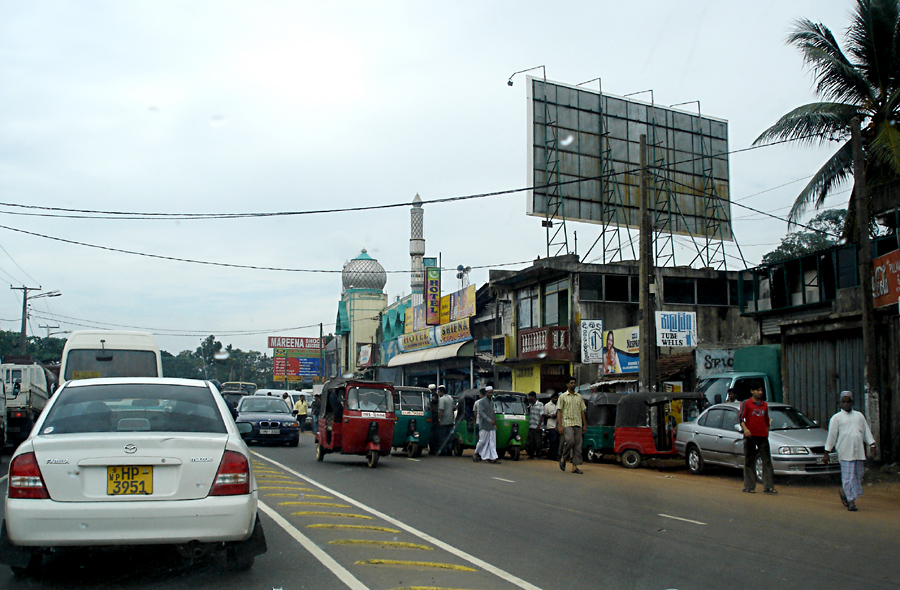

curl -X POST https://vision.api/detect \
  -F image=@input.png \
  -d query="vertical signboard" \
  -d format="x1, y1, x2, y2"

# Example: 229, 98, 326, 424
425, 266, 441, 325
580, 320, 604, 364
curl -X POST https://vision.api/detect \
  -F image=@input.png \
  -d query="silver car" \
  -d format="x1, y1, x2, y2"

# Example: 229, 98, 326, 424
0, 377, 267, 577
675, 402, 841, 479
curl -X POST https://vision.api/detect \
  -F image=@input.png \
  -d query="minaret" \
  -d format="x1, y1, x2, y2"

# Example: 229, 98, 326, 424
410, 194, 425, 305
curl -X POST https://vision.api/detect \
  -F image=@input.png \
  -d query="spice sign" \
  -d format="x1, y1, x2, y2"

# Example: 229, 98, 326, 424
425, 267, 441, 325
655, 312, 697, 348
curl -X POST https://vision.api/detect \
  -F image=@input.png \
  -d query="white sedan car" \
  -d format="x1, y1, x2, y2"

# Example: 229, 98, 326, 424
0, 377, 266, 577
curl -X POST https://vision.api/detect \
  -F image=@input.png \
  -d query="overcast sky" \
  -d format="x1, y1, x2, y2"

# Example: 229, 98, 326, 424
0, 1, 856, 355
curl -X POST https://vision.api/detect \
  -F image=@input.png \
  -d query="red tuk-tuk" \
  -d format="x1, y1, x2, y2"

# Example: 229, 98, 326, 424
314, 378, 396, 468
614, 391, 705, 469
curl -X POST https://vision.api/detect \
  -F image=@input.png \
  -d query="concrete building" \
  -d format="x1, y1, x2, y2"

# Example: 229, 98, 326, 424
335, 249, 387, 376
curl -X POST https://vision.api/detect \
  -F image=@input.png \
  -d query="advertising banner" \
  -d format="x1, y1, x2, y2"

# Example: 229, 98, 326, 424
357, 343, 373, 367
873, 249, 900, 308
273, 348, 323, 381
580, 320, 604, 364
602, 326, 639, 375
655, 312, 697, 347
404, 304, 426, 333
449, 284, 476, 320
425, 267, 441, 325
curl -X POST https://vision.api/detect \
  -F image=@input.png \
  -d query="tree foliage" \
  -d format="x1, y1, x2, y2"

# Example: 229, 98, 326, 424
761, 208, 888, 264
754, 0, 900, 238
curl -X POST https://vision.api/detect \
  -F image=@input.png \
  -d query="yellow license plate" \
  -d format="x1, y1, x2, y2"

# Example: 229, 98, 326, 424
107, 465, 153, 495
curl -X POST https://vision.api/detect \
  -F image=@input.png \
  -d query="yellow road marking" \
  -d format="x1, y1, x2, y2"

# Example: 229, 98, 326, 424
307, 524, 401, 533
303, 494, 334, 499
356, 560, 476, 572
258, 486, 313, 491
279, 501, 351, 508
264, 493, 299, 498
291, 511, 374, 520
329, 540, 433, 550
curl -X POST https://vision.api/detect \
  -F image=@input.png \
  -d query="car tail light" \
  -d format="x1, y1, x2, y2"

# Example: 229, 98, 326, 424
8, 453, 50, 499
210, 451, 250, 496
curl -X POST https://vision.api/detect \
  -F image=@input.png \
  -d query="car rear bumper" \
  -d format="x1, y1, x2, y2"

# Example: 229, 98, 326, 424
4, 494, 257, 547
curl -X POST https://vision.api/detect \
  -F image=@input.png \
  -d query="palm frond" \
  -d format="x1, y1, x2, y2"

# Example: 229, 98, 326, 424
789, 19, 873, 105
788, 141, 855, 226
869, 119, 900, 173
754, 103, 861, 146
846, 0, 900, 91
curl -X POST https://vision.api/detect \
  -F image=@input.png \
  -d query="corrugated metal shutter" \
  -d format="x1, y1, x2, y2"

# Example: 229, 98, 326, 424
784, 333, 863, 426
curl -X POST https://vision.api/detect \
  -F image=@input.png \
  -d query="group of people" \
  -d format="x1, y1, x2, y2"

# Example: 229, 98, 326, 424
738, 384, 876, 510
522, 377, 587, 474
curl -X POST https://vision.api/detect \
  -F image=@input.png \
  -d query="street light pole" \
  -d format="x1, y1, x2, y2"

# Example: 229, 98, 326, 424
11, 286, 61, 354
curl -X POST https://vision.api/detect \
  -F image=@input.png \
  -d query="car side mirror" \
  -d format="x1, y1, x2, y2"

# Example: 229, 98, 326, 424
734, 424, 742, 433
236, 422, 252, 435
292, 410, 299, 416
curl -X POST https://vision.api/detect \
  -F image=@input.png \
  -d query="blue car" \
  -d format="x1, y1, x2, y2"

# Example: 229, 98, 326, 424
236, 396, 300, 447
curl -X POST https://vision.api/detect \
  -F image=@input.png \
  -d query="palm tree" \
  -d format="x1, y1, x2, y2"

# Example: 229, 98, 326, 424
754, 0, 900, 237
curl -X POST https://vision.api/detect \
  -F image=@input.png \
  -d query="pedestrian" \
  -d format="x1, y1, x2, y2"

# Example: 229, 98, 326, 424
437, 385, 455, 455
543, 391, 560, 460
739, 383, 776, 494
526, 391, 544, 459
556, 376, 586, 474
822, 391, 876, 512
473, 386, 499, 464
310, 394, 321, 435
293, 394, 308, 432
725, 388, 737, 402
427, 384, 440, 455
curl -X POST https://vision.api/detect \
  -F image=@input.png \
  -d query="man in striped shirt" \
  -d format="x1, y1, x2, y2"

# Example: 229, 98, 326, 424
556, 376, 587, 474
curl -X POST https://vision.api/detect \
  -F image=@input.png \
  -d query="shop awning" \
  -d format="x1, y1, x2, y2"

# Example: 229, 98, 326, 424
387, 340, 474, 367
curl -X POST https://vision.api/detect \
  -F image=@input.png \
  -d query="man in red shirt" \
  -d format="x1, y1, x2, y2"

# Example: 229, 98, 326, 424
738, 384, 777, 494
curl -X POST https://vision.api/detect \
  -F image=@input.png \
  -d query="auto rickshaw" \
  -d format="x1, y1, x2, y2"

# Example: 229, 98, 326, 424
391, 386, 431, 458
314, 378, 395, 468
614, 391, 705, 469
450, 389, 529, 461
582, 391, 625, 462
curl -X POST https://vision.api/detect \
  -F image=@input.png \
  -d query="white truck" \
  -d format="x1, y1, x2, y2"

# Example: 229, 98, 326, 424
1, 357, 54, 447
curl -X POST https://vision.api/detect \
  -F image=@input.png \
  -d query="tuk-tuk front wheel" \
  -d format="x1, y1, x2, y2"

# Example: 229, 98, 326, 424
452, 439, 463, 457
407, 442, 419, 459
509, 447, 521, 461
621, 449, 642, 469
585, 446, 599, 463
366, 450, 379, 468
315, 443, 325, 462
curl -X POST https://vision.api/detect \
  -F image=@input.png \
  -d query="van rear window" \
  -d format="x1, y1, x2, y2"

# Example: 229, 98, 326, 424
64, 349, 159, 380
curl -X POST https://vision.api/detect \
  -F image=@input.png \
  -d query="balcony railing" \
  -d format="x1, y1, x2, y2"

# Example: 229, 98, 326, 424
518, 326, 571, 360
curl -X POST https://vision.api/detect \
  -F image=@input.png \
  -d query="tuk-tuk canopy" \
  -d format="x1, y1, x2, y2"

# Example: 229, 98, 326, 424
614, 391, 706, 428
584, 392, 627, 426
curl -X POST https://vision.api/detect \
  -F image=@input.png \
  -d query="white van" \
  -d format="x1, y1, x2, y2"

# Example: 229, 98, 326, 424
59, 330, 163, 383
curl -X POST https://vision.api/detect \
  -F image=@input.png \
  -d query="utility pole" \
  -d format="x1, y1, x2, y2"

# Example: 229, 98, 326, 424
11, 285, 40, 354
39, 324, 59, 338
852, 117, 880, 455
638, 135, 657, 391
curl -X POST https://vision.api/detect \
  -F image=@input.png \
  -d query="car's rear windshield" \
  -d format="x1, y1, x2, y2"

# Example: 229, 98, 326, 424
63, 349, 159, 380
40, 383, 226, 434
238, 397, 290, 414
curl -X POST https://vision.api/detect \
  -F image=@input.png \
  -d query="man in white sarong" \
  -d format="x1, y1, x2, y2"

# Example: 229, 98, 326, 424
473, 386, 499, 463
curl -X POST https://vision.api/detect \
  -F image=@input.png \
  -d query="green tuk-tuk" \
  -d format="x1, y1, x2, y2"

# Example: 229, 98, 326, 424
582, 392, 625, 462
391, 386, 431, 458
450, 389, 529, 461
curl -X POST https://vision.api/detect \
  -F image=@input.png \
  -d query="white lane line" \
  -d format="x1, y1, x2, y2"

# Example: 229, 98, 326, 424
658, 513, 707, 526
258, 501, 370, 590
492, 477, 516, 483
0, 475, 7, 484
406, 458, 421, 462
255, 451, 542, 590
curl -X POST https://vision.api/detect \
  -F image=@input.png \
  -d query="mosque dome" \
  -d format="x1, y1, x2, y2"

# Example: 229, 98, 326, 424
342, 249, 387, 291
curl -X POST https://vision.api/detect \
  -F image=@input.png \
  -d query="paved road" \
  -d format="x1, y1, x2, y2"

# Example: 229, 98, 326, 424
2, 434, 899, 590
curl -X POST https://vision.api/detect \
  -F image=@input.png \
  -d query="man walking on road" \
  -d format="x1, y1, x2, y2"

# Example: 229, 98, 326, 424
822, 391, 876, 512
739, 384, 776, 494
557, 377, 586, 474
543, 392, 559, 460
293, 395, 309, 432
526, 391, 543, 459
473, 386, 499, 464
437, 385, 455, 456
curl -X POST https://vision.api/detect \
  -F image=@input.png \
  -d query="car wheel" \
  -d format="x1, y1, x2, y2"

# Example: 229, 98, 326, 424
452, 439, 463, 456
225, 547, 255, 572
621, 449, 642, 469
406, 442, 419, 459
755, 455, 764, 483
10, 550, 42, 578
366, 450, 379, 468
687, 446, 705, 475
510, 447, 521, 461
315, 443, 325, 462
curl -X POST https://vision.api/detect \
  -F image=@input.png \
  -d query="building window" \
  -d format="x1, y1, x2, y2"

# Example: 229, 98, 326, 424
580, 274, 602, 301
543, 279, 569, 327
697, 278, 728, 305
605, 275, 630, 302
663, 277, 696, 304
517, 286, 539, 329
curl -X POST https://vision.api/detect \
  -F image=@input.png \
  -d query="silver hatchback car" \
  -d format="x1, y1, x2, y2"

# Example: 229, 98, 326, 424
675, 402, 841, 479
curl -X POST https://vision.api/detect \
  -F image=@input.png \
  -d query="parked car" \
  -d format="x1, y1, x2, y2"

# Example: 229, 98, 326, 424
235, 395, 300, 446
0, 377, 266, 577
675, 401, 841, 479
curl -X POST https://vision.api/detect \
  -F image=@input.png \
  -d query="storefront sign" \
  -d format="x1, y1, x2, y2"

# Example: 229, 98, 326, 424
696, 348, 735, 379
268, 336, 321, 349
580, 320, 604, 364
437, 318, 471, 345
655, 312, 697, 347
425, 267, 441, 325
873, 249, 900, 308
400, 328, 437, 352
